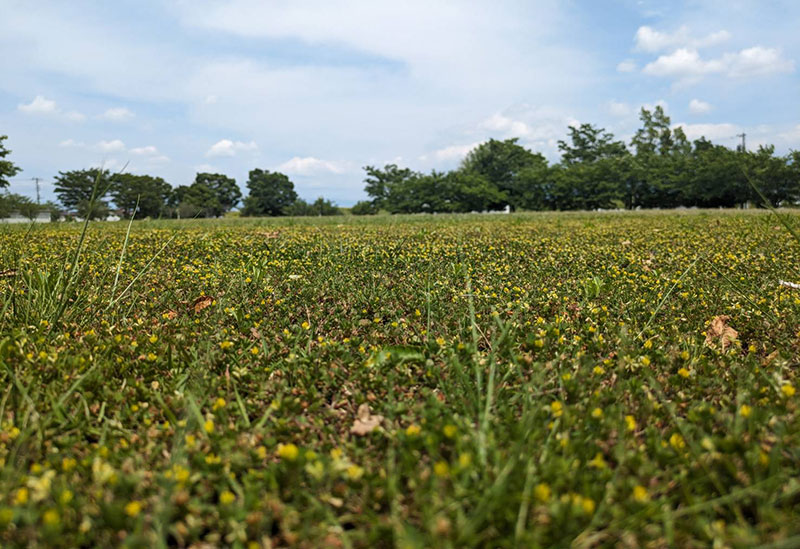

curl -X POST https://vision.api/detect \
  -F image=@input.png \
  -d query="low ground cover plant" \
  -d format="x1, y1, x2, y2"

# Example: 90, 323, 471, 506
0, 210, 798, 547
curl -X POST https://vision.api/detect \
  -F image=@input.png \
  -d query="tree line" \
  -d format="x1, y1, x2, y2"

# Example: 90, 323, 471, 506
352, 107, 800, 214
2, 106, 799, 220
0, 139, 342, 220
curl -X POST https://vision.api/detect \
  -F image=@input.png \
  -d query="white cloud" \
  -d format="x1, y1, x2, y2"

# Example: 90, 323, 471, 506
95, 139, 126, 153
17, 95, 86, 122
429, 143, 481, 162
616, 59, 637, 73
689, 99, 712, 114
277, 156, 345, 175
130, 145, 158, 156
18, 95, 58, 114
102, 107, 135, 121
608, 100, 632, 117
634, 26, 730, 53
480, 113, 531, 138
673, 122, 739, 141
205, 139, 258, 157
643, 46, 793, 82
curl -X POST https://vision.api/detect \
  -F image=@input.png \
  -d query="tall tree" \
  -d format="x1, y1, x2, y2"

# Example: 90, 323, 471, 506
0, 135, 22, 188
460, 138, 543, 209
110, 173, 172, 218
241, 169, 298, 216
53, 169, 111, 220
194, 173, 241, 214
363, 164, 416, 210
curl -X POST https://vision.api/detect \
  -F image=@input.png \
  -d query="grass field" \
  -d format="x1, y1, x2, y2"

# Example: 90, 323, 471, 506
1, 211, 799, 548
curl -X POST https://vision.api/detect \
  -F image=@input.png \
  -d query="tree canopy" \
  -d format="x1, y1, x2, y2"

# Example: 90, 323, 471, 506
0, 135, 21, 188
241, 169, 298, 216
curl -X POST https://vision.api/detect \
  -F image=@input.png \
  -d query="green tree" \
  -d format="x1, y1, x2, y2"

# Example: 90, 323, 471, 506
241, 169, 298, 216
194, 173, 241, 215
110, 173, 172, 218
460, 138, 543, 210
350, 200, 377, 215
53, 169, 111, 220
0, 135, 22, 188
180, 182, 222, 218
363, 165, 416, 210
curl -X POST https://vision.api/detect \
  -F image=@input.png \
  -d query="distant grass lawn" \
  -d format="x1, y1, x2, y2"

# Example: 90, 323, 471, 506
1, 210, 799, 547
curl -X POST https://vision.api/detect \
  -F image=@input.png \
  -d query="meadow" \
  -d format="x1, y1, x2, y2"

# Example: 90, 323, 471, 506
1, 210, 799, 548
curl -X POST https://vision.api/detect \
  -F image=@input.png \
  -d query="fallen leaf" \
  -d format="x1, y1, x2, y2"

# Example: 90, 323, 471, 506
350, 403, 383, 436
704, 315, 738, 351
165, 310, 178, 320
191, 296, 214, 314
256, 230, 280, 239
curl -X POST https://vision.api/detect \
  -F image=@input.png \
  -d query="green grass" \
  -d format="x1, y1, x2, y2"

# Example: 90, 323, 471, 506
1, 210, 799, 547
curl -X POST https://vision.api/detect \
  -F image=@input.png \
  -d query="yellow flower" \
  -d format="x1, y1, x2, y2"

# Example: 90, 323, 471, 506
641, 356, 651, 367
346, 464, 364, 480
124, 501, 142, 517
591, 407, 603, 419
458, 453, 472, 468
301, 321, 310, 330
219, 490, 236, 505
204, 419, 215, 434
62, 457, 77, 472
433, 461, 450, 478
633, 485, 650, 503
550, 401, 563, 418
677, 367, 690, 378
250, 346, 259, 355
580, 497, 595, 515
14, 487, 29, 505
443, 424, 457, 439
669, 433, 685, 451
149, 335, 158, 344
219, 340, 233, 350
405, 424, 421, 437
213, 397, 227, 411
625, 415, 637, 432
534, 483, 551, 503
277, 443, 299, 461
42, 509, 60, 526
781, 384, 796, 398
185, 434, 197, 449
679, 350, 690, 360
739, 404, 752, 418
593, 366, 605, 375
588, 453, 607, 469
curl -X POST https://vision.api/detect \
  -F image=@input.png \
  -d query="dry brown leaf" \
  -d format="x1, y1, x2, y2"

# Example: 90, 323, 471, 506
0, 269, 17, 278
256, 230, 281, 239
192, 296, 214, 314
165, 310, 178, 320
350, 403, 383, 436
704, 315, 738, 351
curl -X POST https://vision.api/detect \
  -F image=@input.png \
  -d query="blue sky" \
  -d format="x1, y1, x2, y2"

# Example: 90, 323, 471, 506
1, 0, 799, 206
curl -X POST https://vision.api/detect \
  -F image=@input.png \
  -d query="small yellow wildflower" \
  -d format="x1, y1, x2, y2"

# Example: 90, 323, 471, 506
405, 424, 421, 437
301, 321, 310, 330
550, 400, 563, 418
213, 397, 227, 411
625, 415, 637, 432
669, 433, 685, 451
739, 404, 752, 418
677, 367, 690, 378
433, 461, 450, 478
219, 340, 233, 350
458, 453, 472, 468
204, 419, 215, 434
14, 487, 29, 505
593, 366, 605, 375
124, 501, 142, 517
781, 384, 796, 398
149, 335, 158, 344
591, 407, 603, 419
534, 483, 551, 503
581, 497, 595, 515
42, 509, 60, 526
219, 490, 236, 505
443, 424, 457, 438
346, 464, 364, 480
641, 356, 651, 367
588, 453, 607, 469
185, 434, 197, 449
277, 443, 299, 461
250, 346, 259, 355
633, 485, 650, 503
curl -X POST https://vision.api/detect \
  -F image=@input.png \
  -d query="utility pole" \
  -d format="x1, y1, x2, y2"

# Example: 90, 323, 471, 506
736, 133, 746, 153
32, 177, 42, 204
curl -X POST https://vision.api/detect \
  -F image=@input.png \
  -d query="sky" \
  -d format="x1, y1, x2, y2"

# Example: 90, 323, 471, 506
1, 0, 799, 206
